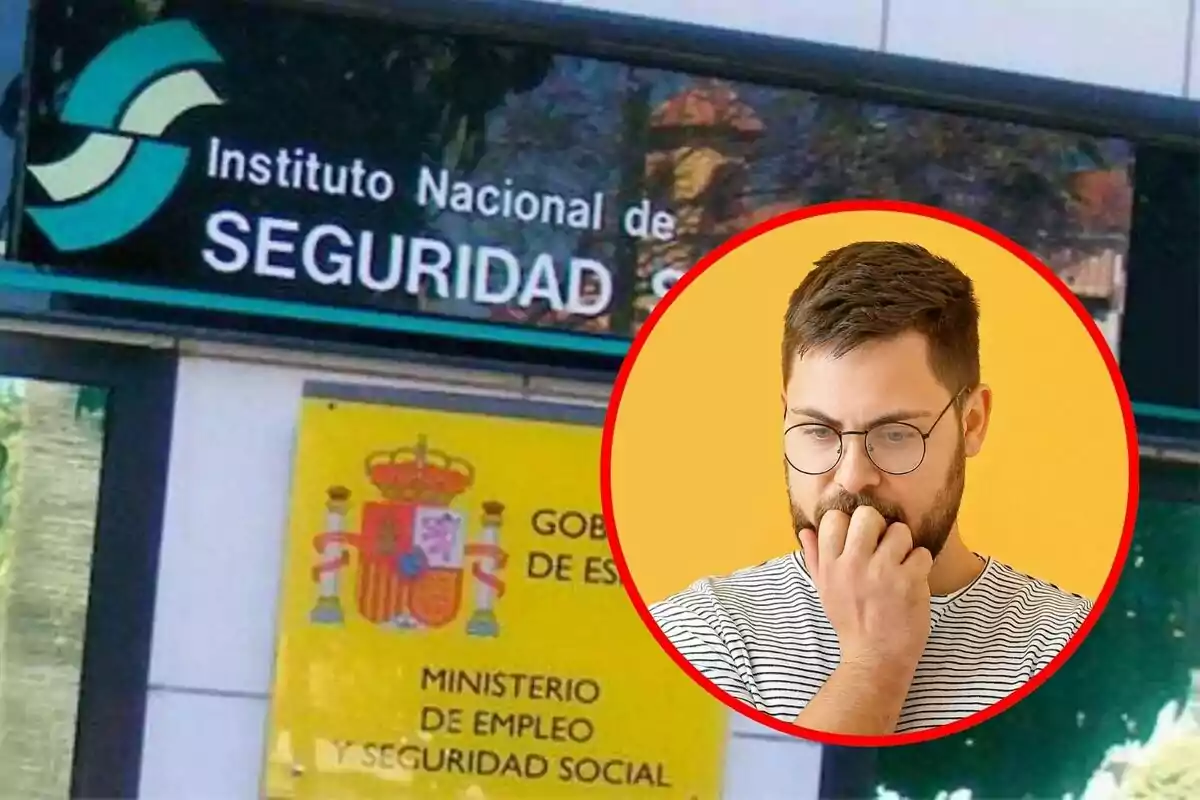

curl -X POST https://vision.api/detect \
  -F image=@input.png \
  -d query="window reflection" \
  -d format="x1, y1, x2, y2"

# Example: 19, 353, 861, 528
0, 375, 106, 800
873, 459, 1200, 799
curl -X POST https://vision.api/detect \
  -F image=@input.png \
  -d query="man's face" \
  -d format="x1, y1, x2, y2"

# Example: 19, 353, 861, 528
783, 331, 982, 560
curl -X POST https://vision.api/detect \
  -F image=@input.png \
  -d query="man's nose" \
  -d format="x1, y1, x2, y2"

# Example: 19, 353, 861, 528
833, 434, 883, 494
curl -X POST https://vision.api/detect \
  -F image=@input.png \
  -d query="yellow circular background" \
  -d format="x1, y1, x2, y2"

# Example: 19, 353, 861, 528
610, 209, 1131, 603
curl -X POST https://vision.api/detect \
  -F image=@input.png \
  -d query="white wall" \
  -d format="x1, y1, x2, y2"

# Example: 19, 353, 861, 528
138, 354, 825, 800
1192, 3, 1200, 96
544, 0, 1200, 98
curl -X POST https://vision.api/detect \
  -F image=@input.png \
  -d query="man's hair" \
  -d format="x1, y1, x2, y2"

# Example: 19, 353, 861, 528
782, 241, 980, 393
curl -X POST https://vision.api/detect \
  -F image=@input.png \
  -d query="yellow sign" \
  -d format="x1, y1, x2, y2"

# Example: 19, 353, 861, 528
262, 384, 728, 800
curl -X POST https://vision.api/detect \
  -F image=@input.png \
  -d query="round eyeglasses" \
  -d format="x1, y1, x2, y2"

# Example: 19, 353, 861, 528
784, 391, 964, 476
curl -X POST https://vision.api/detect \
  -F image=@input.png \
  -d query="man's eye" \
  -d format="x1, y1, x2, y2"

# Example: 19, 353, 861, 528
879, 426, 917, 443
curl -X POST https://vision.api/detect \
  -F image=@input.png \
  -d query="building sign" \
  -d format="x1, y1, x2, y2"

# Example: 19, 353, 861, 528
261, 382, 728, 799
10, 0, 1135, 354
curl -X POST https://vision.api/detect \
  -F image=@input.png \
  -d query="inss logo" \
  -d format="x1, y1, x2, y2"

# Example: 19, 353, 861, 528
25, 20, 223, 253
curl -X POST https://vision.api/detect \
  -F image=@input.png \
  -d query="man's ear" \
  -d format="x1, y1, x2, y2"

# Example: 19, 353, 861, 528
963, 384, 993, 458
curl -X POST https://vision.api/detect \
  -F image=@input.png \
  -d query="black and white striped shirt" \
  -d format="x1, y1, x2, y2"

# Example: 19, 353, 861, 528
650, 552, 1092, 733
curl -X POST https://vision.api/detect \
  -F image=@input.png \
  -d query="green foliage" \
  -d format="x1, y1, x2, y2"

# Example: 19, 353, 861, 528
0, 381, 22, 587
873, 479, 1200, 799
73, 386, 108, 420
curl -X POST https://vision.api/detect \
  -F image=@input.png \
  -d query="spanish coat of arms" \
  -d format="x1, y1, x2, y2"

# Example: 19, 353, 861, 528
307, 436, 508, 637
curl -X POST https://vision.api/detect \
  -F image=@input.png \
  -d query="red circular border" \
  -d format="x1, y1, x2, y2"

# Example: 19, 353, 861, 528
600, 199, 1140, 748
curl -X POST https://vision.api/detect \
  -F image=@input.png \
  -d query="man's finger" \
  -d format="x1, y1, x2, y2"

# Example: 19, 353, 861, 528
841, 505, 890, 562
902, 545, 935, 578
874, 522, 915, 566
798, 528, 819, 574
817, 510, 850, 566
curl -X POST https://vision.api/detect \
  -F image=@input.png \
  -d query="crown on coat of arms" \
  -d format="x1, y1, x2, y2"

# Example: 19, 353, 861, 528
365, 436, 475, 505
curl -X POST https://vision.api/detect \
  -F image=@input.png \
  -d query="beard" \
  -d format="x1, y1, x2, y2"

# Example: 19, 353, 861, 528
790, 437, 967, 560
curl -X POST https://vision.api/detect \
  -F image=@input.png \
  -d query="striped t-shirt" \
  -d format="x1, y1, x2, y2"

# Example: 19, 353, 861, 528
650, 552, 1092, 733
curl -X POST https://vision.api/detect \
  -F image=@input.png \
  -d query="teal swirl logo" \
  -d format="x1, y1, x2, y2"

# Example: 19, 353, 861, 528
24, 20, 223, 252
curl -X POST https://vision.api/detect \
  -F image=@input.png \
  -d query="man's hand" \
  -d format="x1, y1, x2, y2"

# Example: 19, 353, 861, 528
792, 506, 934, 735
800, 506, 933, 668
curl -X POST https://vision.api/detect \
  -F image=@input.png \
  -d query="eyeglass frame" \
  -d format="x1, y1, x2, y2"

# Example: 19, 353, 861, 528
784, 387, 970, 477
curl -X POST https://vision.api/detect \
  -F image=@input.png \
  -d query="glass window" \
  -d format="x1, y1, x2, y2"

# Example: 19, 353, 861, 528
0, 375, 107, 800
872, 457, 1200, 800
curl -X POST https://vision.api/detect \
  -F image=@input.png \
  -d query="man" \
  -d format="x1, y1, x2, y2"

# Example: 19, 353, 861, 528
650, 240, 1092, 736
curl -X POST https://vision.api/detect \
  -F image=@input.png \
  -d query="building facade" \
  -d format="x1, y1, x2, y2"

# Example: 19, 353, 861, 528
0, 1, 1197, 799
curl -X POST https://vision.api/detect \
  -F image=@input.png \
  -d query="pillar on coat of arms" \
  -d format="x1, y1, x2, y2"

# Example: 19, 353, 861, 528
467, 501, 506, 637
310, 486, 352, 624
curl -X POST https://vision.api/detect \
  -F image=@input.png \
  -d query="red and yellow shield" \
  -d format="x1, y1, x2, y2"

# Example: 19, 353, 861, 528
356, 500, 465, 627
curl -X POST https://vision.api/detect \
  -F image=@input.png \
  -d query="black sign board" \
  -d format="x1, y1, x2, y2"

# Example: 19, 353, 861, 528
9, 0, 1136, 355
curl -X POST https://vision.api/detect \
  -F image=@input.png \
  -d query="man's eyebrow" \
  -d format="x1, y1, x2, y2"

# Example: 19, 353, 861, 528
788, 407, 935, 429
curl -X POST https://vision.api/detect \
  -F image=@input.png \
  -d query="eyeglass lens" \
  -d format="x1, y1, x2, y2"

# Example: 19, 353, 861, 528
785, 422, 926, 475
